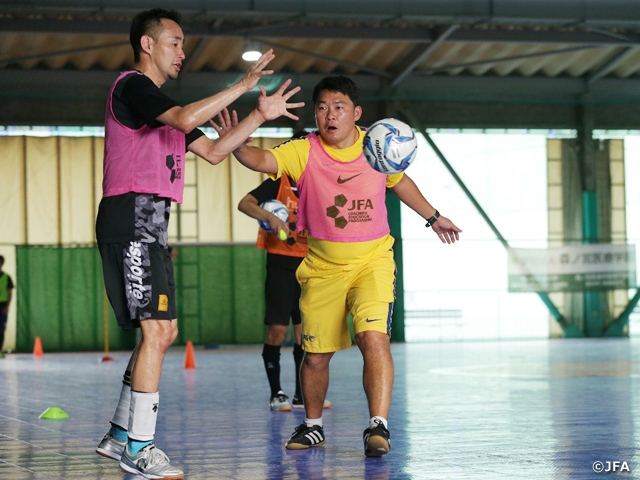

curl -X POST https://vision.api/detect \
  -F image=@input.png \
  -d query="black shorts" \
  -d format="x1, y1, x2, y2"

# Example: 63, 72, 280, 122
97, 193, 176, 330
264, 254, 303, 327
0, 302, 7, 330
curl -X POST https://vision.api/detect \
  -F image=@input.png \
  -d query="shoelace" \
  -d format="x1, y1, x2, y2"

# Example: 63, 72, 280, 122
371, 419, 386, 431
297, 423, 312, 434
143, 445, 170, 465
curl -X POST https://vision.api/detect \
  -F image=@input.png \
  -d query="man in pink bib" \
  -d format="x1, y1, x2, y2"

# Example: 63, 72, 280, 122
95, 8, 303, 478
219, 75, 462, 457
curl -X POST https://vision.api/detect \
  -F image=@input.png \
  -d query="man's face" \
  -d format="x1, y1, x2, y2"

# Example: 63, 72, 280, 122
148, 18, 185, 81
314, 90, 362, 149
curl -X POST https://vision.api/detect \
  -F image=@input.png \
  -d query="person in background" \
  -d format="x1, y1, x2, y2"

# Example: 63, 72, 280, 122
94, 8, 303, 479
0, 255, 14, 354
238, 132, 331, 412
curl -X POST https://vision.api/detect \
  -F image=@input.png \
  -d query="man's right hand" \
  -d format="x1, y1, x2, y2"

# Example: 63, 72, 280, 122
238, 49, 276, 92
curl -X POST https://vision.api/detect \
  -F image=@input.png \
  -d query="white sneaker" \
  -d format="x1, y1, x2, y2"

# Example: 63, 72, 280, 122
270, 391, 292, 411
119, 443, 184, 479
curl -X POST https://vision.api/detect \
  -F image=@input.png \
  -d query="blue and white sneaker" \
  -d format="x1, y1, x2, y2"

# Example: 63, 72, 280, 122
96, 432, 126, 461
119, 443, 184, 479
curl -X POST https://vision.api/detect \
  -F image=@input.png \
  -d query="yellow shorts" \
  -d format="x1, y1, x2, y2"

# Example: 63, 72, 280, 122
296, 249, 396, 353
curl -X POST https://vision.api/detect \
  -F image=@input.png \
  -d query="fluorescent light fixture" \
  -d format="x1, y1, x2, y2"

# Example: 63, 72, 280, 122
242, 41, 262, 62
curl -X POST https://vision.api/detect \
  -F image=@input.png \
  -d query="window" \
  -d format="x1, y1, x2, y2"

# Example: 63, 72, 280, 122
402, 131, 551, 341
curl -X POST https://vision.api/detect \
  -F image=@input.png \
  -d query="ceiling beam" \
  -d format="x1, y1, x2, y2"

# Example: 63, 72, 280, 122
390, 24, 458, 88
256, 39, 392, 78
2, 69, 640, 106
586, 47, 637, 85
0, 41, 128, 67
2, 0, 640, 28
416, 45, 599, 76
2, 17, 640, 48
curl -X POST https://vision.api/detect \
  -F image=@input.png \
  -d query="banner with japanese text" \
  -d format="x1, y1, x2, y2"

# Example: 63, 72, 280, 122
508, 244, 636, 292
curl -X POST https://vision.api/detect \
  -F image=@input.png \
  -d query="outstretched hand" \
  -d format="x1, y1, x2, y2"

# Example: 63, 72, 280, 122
238, 49, 275, 92
432, 216, 462, 244
256, 79, 305, 122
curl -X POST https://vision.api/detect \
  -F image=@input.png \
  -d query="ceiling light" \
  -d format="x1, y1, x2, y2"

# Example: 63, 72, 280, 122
242, 41, 262, 62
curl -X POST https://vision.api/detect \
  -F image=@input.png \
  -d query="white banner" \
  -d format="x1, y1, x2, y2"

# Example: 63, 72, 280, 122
508, 244, 636, 292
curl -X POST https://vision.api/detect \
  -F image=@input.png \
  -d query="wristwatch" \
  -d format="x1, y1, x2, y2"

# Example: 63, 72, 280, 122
425, 210, 440, 228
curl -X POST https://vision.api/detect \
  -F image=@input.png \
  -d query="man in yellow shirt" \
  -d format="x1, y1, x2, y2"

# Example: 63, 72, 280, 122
216, 75, 461, 456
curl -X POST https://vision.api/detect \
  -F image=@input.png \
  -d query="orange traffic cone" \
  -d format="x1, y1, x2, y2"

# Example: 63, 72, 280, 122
184, 341, 196, 369
33, 336, 43, 357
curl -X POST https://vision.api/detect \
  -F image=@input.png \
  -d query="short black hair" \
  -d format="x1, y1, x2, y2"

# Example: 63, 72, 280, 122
0, 255, 4, 264
130, 8, 182, 63
312, 75, 359, 106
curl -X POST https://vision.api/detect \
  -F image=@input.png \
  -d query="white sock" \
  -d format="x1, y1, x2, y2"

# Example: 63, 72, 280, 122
128, 391, 159, 442
305, 417, 322, 428
370, 416, 388, 429
110, 383, 131, 430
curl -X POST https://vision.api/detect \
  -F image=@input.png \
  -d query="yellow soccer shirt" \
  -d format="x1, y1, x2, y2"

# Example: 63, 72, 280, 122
269, 128, 403, 264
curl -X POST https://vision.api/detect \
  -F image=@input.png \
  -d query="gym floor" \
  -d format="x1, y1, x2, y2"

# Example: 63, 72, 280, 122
0, 338, 638, 479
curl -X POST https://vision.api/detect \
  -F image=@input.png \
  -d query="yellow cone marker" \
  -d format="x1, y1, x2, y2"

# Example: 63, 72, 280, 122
279, 230, 287, 241
39, 407, 69, 420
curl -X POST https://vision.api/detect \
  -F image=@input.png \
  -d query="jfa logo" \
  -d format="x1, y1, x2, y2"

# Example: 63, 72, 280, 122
592, 461, 630, 473
347, 199, 374, 211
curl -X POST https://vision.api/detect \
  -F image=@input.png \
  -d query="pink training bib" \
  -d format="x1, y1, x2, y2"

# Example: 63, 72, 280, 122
102, 71, 186, 203
297, 132, 389, 242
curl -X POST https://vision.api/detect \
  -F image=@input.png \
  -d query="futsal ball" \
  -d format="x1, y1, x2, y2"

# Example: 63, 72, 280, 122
258, 199, 289, 232
363, 118, 418, 174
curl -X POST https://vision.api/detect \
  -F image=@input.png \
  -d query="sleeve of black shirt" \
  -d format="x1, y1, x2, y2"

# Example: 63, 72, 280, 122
115, 72, 204, 149
248, 178, 281, 205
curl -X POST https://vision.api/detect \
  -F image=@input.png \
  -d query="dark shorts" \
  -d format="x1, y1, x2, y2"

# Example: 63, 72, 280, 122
97, 193, 176, 330
264, 255, 303, 327
0, 302, 7, 331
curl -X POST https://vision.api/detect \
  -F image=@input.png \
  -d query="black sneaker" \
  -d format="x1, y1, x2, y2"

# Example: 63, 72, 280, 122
363, 420, 391, 457
291, 394, 332, 410
291, 394, 304, 409
285, 423, 325, 449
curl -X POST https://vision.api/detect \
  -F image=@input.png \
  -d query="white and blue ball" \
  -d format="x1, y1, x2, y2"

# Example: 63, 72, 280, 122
363, 118, 417, 174
258, 199, 289, 232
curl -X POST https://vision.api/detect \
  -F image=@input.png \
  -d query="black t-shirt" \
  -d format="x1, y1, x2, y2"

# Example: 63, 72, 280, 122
113, 71, 204, 146
249, 178, 281, 205
249, 176, 301, 204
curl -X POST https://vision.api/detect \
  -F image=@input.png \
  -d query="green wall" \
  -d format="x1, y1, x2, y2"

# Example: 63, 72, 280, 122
16, 245, 266, 353
16, 207, 406, 352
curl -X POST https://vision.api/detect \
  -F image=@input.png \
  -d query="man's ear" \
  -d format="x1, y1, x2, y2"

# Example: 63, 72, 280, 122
140, 34, 153, 55
354, 105, 362, 122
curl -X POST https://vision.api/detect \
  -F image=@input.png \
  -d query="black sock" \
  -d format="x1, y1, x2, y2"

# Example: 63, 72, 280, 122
293, 343, 304, 398
262, 344, 282, 397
